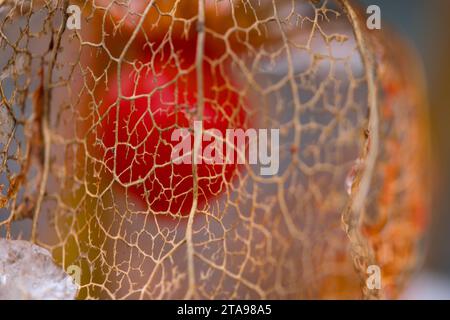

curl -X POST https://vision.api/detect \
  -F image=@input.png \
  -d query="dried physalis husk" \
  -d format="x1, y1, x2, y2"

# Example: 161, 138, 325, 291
0, 0, 429, 299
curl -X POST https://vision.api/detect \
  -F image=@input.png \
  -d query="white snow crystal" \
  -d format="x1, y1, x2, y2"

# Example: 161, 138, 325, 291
0, 239, 78, 300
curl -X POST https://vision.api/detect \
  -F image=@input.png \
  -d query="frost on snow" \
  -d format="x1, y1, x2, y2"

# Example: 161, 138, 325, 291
0, 239, 78, 299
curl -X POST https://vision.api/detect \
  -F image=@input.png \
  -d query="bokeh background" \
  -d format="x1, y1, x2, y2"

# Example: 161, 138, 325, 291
360, 0, 450, 298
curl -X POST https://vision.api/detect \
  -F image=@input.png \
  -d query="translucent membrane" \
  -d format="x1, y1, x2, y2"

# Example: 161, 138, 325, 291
0, 0, 429, 299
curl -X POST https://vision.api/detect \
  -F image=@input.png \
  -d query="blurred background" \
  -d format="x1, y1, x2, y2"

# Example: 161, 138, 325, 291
359, 0, 450, 298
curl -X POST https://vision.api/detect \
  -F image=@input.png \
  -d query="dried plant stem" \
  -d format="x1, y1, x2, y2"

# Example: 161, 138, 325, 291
340, 0, 380, 300
32, 0, 70, 242
185, 0, 206, 300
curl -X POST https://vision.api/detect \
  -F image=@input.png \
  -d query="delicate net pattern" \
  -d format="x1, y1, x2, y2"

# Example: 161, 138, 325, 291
0, 0, 428, 299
